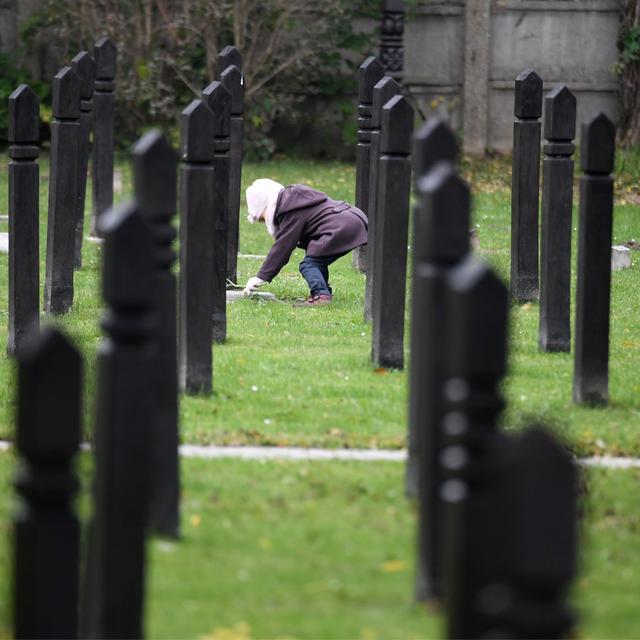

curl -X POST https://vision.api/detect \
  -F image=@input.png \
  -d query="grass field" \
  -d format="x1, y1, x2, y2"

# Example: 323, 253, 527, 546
1, 152, 637, 455
0, 149, 639, 637
0, 453, 638, 639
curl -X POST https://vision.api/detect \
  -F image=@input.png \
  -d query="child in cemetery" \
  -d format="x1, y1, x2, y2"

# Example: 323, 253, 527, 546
243, 178, 368, 306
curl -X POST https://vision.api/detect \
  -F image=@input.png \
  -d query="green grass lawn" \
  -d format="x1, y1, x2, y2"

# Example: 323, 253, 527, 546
0, 452, 638, 639
0, 149, 639, 637
1, 153, 638, 456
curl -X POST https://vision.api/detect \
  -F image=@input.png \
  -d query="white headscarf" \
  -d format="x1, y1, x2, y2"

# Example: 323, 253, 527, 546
246, 178, 285, 238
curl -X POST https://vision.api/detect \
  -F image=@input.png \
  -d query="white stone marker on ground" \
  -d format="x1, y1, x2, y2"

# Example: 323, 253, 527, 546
611, 245, 632, 270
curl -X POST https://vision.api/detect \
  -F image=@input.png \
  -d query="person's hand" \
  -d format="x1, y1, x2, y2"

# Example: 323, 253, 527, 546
243, 276, 266, 295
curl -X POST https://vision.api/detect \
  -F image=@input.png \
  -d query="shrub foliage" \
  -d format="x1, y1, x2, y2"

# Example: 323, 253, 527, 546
21, 0, 379, 157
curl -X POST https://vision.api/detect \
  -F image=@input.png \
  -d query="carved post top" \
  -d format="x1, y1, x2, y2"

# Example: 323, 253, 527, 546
514, 69, 543, 120
8, 84, 39, 143
372, 76, 401, 128
17, 326, 82, 459
202, 80, 231, 139
544, 85, 576, 142
181, 99, 215, 163
380, 94, 413, 155
100, 202, 154, 310
580, 113, 616, 175
132, 130, 178, 221
71, 51, 96, 100
509, 425, 577, 584
413, 118, 459, 179
359, 56, 385, 104
217, 45, 242, 75
415, 162, 469, 264
94, 36, 117, 81
52, 66, 80, 120
445, 258, 508, 379
220, 65, 244, 116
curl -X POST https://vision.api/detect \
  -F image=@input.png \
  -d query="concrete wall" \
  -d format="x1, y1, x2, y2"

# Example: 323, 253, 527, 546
403, 0, 620, 153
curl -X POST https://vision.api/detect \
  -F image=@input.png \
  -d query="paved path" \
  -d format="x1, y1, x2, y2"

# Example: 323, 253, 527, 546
0, 440, 639, 468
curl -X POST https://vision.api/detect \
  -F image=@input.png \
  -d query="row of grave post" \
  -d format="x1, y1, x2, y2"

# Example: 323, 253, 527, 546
355, 56, 618, 407
7, 41, 245, 391
12, 116, 582, 639
510, 68, 616, 404
408, 118, 579, 637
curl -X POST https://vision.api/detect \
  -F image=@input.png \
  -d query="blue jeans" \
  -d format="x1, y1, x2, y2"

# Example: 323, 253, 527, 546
298, 252, 347, 296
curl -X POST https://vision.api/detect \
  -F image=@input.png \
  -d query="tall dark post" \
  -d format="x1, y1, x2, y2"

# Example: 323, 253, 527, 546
364, 76, 401, 322
82, 204, 154, 639
443, 425, 577, 638
574, 114, 616, 405
500, 427, 577, 638
8, 85, 40, 356
406, 118, 461, 500
379, 0, 404, 80
179, 99, 215, 394
353, 56, 385, 272
370, 95, 413, 369
91, 37, 117, 237
217, 45, 242, 76
220, 63, 244, 285
133, 130, 180, 538
510, 69, 542, 302
437, 259, 509, 638
202, 81, 231, 343
409, 120, 469, 602
71, 51, 95, 269
14, 327, 82, 639
44, 66, 80, 315
539, 85, 577, 353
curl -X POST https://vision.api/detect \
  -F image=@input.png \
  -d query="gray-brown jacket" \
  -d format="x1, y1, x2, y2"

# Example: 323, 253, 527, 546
256, 184, 368, 282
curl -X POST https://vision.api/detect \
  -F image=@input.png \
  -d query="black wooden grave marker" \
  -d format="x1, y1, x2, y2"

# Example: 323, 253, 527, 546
179, 99, 215, 394
202, 81, 231, 343
539, 85, 577, 352
14, 326, 82, 639
8, 84, 40, 356
410, 123, 469, 602
406, 118, 462, 498
364, 75, 401, 322
81, 203, 154, 639
220, 63, 244, 285
379, 0, 405, 78
71, 51, 95, 269
91, 37, 117, 237
510, 69, 542, 302
438, 259, 509, 638
217, 45, 242, 76
44, 66, 80, 315
353, 56, 385, 272
370, 94, 413, 369
133, 130, 180, 538
499, 426, 577, 638
574, 113, 616, 405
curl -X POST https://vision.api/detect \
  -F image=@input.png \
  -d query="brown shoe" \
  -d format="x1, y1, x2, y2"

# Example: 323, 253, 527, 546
293, 294, 333, 307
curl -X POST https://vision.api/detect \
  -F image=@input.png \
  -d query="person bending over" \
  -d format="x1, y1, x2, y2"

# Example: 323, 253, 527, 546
243, 178, 368, 306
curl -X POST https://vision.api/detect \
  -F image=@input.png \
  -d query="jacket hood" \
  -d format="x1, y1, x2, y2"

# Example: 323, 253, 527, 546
276, 184, 328, 216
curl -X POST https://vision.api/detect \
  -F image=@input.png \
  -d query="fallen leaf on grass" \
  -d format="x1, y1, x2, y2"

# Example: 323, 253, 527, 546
199, 622, 251, 640
379, 559, 407, 573
373, 367, 389, 375
190, 514, 202, 528
258, 537, 272, 550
